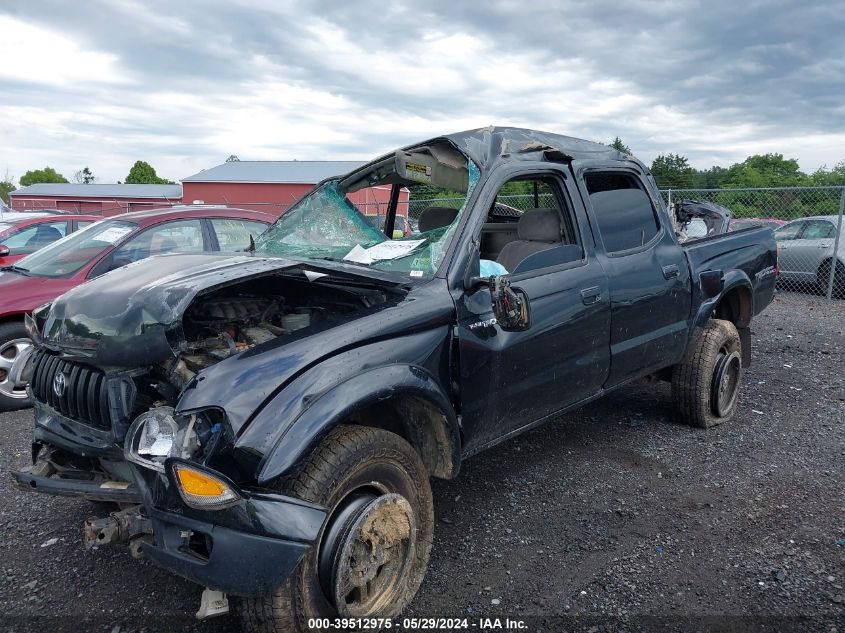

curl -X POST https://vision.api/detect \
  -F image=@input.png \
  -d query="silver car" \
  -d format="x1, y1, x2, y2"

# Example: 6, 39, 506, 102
775, 215, 844, 295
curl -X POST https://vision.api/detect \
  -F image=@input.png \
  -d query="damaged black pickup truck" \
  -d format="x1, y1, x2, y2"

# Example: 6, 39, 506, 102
13, 127, 776, 631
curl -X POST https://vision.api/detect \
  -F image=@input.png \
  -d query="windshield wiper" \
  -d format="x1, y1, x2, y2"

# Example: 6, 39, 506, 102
317, 256, 371, 268
2, 265, 30, 276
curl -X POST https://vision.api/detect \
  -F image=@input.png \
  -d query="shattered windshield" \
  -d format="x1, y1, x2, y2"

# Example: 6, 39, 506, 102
255, 142, 479, 277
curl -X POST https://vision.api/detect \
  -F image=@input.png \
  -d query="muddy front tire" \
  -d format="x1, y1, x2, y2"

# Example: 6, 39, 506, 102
240, 425, 434, 633
671, 318, 743, 428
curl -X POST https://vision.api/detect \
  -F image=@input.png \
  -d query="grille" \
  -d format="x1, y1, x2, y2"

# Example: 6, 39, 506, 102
30, 350, 112, 431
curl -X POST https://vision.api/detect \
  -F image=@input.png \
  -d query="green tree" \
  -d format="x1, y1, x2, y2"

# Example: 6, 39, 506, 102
650, 154, 695, 189
125, 160, 173, 184
609, 136, 631, 154
724, 153, 808, 188
0, 178, 15, 204
693, 166, 729, 189
810, 162, 845, 186
74, 166, 95, 184
19, 167, 69, 186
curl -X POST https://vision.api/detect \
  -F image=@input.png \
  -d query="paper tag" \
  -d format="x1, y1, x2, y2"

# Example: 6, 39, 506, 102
343, 244, 373, 264
94, 226, 134, 244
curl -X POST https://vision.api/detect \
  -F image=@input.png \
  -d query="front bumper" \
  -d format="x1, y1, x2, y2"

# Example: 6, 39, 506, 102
143, 506, 313, 596
15, 441, 327, 597
134, 463, 326, 596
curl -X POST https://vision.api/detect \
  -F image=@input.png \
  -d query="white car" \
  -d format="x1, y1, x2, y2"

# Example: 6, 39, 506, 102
774, 215, 844, 296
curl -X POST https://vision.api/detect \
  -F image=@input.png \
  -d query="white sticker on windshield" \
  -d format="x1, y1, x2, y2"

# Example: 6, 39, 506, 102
94, 226, 134, 244
344, 239, 426, 264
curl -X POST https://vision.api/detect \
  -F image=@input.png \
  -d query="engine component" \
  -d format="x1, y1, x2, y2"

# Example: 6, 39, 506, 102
83, 505, 151, 550
282, 310, 310, 331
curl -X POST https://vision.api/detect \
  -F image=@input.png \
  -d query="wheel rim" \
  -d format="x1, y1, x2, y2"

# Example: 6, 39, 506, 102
319, 492, 417, 617
710, 348, 741, 417
0, 337, 32, 400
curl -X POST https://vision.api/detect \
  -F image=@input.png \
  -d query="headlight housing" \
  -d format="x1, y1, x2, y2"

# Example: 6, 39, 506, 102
124, 407, 201, 472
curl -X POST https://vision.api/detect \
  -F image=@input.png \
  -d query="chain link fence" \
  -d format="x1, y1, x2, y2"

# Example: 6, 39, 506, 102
662, 186, 845, 300
397, 186, 845, 300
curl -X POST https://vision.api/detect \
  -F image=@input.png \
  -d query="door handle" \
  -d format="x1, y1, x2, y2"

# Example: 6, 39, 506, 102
662, 264, 680, 279
580, 286, 601, 305
818, 243, 831, 248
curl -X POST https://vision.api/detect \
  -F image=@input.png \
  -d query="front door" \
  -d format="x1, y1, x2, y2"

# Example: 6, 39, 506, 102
787, 219, 837, 282
455, 168, 611, 452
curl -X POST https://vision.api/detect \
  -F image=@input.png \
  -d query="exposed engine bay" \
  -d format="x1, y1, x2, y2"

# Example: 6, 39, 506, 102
150, 274, 395, 403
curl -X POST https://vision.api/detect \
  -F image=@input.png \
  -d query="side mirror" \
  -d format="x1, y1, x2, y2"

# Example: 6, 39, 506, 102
699, 269, 724, 299
0, 244, 9, 257
490, 276, 530, 331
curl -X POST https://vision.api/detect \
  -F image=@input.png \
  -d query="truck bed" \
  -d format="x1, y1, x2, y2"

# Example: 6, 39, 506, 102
681, 226, 778, 317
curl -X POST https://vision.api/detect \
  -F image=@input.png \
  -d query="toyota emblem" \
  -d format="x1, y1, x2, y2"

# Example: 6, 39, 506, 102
53, 372, 67, 398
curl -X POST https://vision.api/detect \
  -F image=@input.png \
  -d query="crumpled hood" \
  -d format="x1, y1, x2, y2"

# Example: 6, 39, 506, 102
41, 252, 402, 366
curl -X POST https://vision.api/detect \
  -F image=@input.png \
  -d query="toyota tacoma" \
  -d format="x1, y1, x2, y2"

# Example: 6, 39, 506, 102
13, 127, 777, 631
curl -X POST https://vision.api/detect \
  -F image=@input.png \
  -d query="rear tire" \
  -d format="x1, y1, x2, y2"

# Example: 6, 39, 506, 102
239, 425, 434, 633
817, 259, 845, 299
671, 319, 743, 428
0, 321, 33, 411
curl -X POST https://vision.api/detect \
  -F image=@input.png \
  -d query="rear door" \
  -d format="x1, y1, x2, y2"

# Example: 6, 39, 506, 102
455, 164, 610, 451
572, 163, 691, 386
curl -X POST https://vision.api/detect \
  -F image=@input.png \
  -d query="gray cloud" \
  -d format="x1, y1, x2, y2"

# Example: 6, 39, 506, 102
1, 0, 844, 184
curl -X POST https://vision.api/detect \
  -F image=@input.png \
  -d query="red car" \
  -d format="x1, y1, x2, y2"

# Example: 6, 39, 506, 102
0, 213, 101, 267
0, 206, 272, 410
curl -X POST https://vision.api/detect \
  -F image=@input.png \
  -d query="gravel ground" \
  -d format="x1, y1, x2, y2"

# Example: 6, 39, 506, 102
0, 291, 843, 632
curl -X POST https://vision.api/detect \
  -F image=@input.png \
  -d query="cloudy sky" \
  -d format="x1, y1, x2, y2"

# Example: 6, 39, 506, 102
1, 0, 843, 184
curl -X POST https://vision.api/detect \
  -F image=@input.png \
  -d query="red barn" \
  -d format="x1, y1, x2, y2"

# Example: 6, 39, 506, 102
9, 161, 410, 221
10, 184, 183, 216
182, 161, 409, 218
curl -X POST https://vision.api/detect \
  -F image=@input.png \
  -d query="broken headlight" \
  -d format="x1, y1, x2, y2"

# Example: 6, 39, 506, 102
124, 407, 204, 472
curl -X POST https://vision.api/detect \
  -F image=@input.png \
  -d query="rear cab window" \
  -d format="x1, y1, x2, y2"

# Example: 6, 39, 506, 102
584, 172, 661, 254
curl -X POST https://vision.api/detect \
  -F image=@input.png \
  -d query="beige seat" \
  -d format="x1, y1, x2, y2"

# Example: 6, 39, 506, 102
496, 208, 562, 272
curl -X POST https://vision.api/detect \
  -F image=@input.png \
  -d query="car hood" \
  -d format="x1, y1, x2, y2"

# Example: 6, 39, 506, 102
0, 269, 73, 316
41, 252, 409, 366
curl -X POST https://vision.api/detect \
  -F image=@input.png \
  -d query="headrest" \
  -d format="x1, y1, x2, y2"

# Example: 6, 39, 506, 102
517, 208, 561, 242
417, 206, 459, 232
